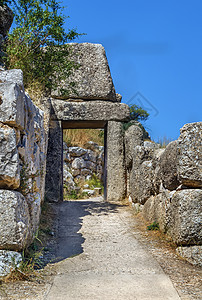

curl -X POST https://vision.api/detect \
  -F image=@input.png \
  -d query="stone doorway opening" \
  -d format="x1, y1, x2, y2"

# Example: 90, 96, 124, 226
62, 123, 107, 201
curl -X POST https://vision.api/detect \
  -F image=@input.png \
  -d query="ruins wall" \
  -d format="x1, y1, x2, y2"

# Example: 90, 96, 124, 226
125, 122, 202, 266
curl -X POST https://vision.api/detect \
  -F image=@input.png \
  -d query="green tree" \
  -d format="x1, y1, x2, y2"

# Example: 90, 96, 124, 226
129, 104, 149, 122
3, 0, 81, 98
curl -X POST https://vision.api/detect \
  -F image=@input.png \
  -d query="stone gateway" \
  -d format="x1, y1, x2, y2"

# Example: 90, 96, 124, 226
0, 21, 201, 269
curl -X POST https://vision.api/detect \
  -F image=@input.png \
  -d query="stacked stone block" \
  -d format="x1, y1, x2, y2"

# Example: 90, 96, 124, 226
125, 122, 202, 266
0, 69, 47, 256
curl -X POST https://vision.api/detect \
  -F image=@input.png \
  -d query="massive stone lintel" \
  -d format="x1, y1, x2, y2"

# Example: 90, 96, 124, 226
50, 99, 130, 123
51, 43, 117, 101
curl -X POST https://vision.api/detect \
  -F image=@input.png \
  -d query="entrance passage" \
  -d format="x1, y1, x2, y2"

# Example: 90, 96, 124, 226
46, 196, 181, 300
45, 99, 130, 203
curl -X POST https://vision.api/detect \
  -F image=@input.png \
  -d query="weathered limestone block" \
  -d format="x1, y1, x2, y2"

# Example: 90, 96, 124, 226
177, 122, 202, 188
0, 190, 31, 251
51, 99, 130, 122
130, 159, 154, 204
0, 123, 20, 189
107, 121, 126, 201
143, 192, 171, 232
0, 82, 25, 129
26, 192, 41, 237
72, 157, 86, 169
154, 141, 179, 192
0, 250, 22, 276
51, 43, 117, 101
69, 147, 87, 157
0, 69, 24, 90
176, 246, 202, 267
124, 124, 144, 169
17, 93, 46, 227
166, 189, 202, 245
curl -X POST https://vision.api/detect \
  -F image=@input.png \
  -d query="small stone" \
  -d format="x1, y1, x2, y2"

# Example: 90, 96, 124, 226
0, 250, 22, 276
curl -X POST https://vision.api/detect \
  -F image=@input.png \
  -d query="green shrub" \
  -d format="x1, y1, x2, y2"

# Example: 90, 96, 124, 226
147, 222, 159, 231
4, 0, 81, 99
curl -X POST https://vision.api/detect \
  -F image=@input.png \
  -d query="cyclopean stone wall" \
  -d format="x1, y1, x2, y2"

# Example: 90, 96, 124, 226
0, 69, 48, 255
125, 122, 202, 266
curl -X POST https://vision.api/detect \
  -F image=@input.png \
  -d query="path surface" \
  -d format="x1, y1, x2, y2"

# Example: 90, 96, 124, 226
45, 197, 180, 300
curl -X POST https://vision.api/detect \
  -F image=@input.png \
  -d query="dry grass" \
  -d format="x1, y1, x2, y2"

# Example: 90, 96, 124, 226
63, 129, 104, 147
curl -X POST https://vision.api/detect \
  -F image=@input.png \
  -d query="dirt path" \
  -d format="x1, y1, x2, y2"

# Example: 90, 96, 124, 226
44, 197, 180, 300
1, 197, 201, 299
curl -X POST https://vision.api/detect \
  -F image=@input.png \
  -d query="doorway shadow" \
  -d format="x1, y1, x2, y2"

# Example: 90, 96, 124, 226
41, 198, 124, 266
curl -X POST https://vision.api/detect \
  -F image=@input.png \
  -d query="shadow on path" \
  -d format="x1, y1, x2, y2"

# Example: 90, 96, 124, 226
42, 198, 124, 265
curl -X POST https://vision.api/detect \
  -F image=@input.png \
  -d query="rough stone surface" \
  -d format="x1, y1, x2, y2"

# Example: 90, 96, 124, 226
45, 120, 63, 202
0, 123, 20, 189
166, 189, 202, 245
177, 122, 202, 188
130, 158, 154, 204
0, 68, 47, 246
0, 82, 25, 129
0, 69, 24, 90
154, 141, 180, 192
0, 5, 13, 37
63, 143, 104, 194
51, 43, 117, 101
0, 190, 31, 251
143, 192, 171, 232
107, 121, 126, 201
0, 250, 22, 276
51, 99, 130, 123
69, 147, 87, 157
124, 124, 144, 169
176, 246, 202, 267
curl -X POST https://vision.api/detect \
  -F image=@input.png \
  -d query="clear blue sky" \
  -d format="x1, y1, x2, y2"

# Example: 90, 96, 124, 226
63, 0, 202, 141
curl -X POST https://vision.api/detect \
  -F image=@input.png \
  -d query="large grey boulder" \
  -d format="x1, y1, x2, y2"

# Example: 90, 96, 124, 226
0, 250, 22, 276
0, 5, 13, 37
51, 99, 130, 123
142, 191, 171, 232
0, 123, 20, 189
124, 124, 144, 169
166, 189, 202, 245
52, 43, 117, 101
0, 190, 31, 251
130, 159, 154, 204
154, 141, 179, 192
0, 82, 25, 129
129, 144, 156, 204
177, 122, 202, 188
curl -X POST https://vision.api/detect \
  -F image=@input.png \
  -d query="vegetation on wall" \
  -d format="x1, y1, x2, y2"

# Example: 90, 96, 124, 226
129, 104, 149, 122
2, 0, 81, 98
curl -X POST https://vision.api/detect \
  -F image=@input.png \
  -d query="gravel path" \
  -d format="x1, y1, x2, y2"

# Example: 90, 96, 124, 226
44, 197, 180, 300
